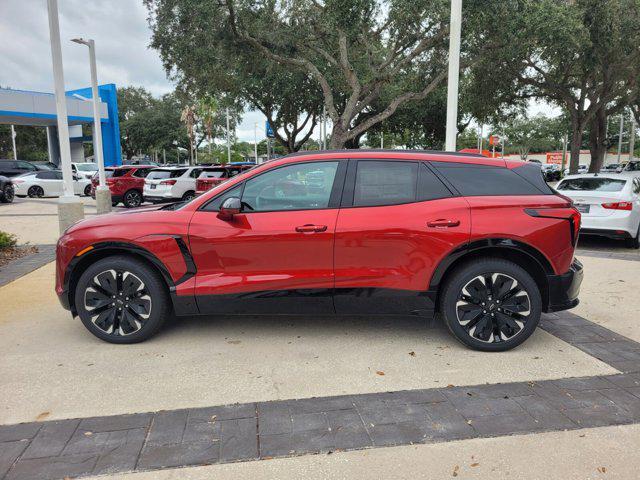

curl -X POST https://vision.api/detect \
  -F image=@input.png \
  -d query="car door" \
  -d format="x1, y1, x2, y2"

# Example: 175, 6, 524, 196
333, 160, 471, 314
188, 159, 346, 314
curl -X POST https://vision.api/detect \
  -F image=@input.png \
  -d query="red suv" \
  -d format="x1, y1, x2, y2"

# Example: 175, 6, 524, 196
195, 165, 254, 195
58, 151, 583, 351
90, 165, 154, 208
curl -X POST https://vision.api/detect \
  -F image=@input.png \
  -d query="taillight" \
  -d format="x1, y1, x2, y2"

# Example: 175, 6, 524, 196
160, 179, 177, 185
602, 201, 632, 210
12, 179, 24, 184
525, 207, 581, 246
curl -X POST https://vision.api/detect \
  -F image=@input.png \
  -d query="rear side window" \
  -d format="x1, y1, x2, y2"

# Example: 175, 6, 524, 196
36, 171, 57, 180
354, 161, 418, 207
111, 169, 130, 178
201, 169, 227, 178
132, 168, 151, 178
557, 177, 627, 192
418, 163, 453, 201
431, 162, 549, 196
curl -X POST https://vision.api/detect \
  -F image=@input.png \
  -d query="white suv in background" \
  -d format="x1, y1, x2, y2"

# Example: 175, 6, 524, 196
71, 162, 99, 180
143, 166, 212, 203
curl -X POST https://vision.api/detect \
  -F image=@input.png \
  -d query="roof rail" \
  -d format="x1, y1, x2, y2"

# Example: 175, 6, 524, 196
284, 149, 485, 159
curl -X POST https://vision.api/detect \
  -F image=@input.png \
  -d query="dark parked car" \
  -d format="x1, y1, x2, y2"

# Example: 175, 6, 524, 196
0, 175, 14, 203
0, 159, 41, 177
57, 150, 583, 351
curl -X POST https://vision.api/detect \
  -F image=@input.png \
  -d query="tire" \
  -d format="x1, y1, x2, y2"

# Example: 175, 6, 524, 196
1, 184, 14, 203
181, 190, 195, 202
625, 224, 640, 249
122, 189, 142, 208
84, 184, 91, 196
28, 185, 44, 198
440, 258, 542, 352
74, 255, 170, 344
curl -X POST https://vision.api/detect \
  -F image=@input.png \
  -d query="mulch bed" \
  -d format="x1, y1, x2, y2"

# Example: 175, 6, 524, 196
0, 245, 38, 269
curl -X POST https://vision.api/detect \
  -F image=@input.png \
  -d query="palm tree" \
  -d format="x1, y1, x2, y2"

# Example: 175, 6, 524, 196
180, 105, 197, 164
198, 96, 218, 155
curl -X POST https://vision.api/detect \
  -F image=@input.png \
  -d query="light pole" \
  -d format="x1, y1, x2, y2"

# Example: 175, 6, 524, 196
617, 113, 625, 164
10, 125, 17, 160
47, 0, 84, 233
226, 107, 231, 164
630, 112, 636, 162
444, 0, 462, 152
254, 122, 258, 163
173, 140, 179, 163
71, 37, 111, 214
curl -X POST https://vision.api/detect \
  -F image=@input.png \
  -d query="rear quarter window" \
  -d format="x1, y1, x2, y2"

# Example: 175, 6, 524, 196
430, 161, 550, 196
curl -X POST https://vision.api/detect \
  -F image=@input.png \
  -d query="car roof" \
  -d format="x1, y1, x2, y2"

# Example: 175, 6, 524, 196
561, 173, 632, 181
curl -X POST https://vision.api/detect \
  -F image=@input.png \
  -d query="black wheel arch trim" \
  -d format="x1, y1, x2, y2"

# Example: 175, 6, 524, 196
62, 236, 197, 316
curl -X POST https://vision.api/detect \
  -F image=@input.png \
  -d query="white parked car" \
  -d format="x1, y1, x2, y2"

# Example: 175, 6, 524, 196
143, 166, 214, 203
563, 165, 588, 176
72, 162, 99, 180
12, 170, 92, 198
556, 173, 640, 248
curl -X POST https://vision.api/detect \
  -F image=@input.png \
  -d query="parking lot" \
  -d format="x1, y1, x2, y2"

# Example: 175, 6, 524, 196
2, 196, 640, 479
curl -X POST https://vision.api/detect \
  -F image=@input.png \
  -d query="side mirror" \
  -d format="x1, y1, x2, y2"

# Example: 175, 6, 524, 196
217, 197, 242, 220
72, 174, 79, 181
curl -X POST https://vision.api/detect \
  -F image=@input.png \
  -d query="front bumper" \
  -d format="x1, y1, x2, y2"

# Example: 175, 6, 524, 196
545, 258, 583, 312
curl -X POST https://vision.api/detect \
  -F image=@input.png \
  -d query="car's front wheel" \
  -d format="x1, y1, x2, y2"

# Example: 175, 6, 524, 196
74, 255, 170, 343
28, 185, 44, 198
84, 184, 91, 196
440, 258, 542, 352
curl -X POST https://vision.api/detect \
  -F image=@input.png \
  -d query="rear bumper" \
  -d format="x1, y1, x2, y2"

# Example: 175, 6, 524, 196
143, 195, 177, 203
545, 258, 583, 312
580, 228, 633, 240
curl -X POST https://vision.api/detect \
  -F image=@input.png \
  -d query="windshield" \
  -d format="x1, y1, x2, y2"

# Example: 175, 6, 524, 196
147, 169, 186, 180
76, 163, 98, 171
201, 170, 226, 178
557, 177, 627, 192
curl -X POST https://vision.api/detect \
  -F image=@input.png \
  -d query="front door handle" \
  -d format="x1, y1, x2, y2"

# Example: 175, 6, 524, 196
295, 224, 328, 233
427, 219, 460, 228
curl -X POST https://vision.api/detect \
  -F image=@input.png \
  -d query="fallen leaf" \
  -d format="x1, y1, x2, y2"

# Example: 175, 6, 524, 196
452, 465, 460, 477
466, 420, 473, 425
376, 371, 385, 376
471, 462, 480, 467
84, 431, 93, 436
597, 466, 607, 473
408, 351, 416, 357
446, 384, 455, 388
35, 411, 50, 422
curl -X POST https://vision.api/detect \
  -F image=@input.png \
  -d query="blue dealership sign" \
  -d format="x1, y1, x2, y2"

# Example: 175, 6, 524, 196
265, 121, 275, 138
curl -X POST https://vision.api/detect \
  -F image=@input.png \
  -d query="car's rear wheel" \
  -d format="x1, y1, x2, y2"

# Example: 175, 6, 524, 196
1, 184, 14, 203
440, 258, 542, 352
74, 256, 169, 344
625, 224, 640, 249
182, 190, 195, 202
28, 185, 44, 198
123, 189, 142, 208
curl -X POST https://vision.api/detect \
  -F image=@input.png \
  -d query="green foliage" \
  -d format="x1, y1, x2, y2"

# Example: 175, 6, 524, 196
0, 231, 17, 250
498, 115, 568, 159
0, 125, 48, 161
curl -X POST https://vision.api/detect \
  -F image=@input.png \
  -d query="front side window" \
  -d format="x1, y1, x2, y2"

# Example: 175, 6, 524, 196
354, 161, 418, 207
241, 161, 339, 212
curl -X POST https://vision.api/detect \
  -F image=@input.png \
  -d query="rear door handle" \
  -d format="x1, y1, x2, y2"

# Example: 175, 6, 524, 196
427, 219, 460, 228
295, 224, 328, 233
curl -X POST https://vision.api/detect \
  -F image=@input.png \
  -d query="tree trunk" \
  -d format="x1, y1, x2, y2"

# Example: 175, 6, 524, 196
328, 124, 348, 149
569, 120, 583, 174
588, 107, 607, 173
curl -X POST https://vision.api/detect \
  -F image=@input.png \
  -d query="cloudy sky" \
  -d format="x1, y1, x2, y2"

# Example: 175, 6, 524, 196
0, 0, 270, 142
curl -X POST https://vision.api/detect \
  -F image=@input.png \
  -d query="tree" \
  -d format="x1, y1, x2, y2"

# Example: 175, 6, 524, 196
0, 125, 48, 161
477, 0, 640, 173
117, 86, 156, 159
145, 0, 323, 153
146, 0, 505, 149
499, 114, 567, 160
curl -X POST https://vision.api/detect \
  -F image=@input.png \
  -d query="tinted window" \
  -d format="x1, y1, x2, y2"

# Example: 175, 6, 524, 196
36, 171, 58, 180
354, 161, 417, 207
108, 169, 130, 178
557, 177, 627, 192
132, 168, 150, 178
431, 162, 546, 196
418, 163, 452, 201
17, 161, 36, 170
147, 169, 186, 180
190, 168, 203, 178
202, 184, 243, 211
511, 163, 554, 194
242, 161, 338, 211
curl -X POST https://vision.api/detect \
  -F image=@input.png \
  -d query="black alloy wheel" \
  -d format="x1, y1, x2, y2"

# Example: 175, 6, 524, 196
1, 184, 14, 203
441, 258, 541, 352
123, 189, 142, 208
28, 185, 44, 198
75, 256, 169, 343
84, 184, 92, 196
